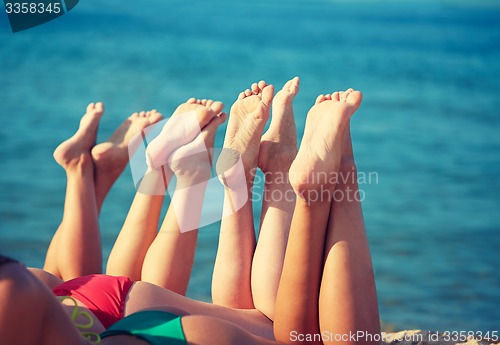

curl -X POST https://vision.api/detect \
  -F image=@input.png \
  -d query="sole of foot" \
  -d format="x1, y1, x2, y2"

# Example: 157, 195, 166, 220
146, 99, 225, 169
289, 88, 362, 200
258, 76, 300, 174
217, 80, 275, 184
53, 102, 105, 170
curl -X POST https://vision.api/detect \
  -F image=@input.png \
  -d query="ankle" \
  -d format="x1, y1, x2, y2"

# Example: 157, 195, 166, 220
64, 152, 93, 173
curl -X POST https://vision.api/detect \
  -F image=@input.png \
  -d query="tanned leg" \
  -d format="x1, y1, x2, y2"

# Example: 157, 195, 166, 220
212, 81, 274, 309
274, 90, 359, 344
251, 77, 299, 320
319, 90, 380, 345
45, 107, 162, 279
43, 103, 103, 280
107, 98, 223, 283
141, 99, 226, 294
101, 110, 170, 280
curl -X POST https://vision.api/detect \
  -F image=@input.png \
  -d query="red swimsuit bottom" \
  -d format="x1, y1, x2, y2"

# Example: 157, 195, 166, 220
53, 274, 134, 328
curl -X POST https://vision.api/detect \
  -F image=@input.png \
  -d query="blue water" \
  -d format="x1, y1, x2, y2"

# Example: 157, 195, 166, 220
1, 0, 499, 333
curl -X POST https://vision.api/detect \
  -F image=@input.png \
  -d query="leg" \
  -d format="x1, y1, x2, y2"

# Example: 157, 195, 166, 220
105, 169, 165, 280
318, 91, 380, 344
108, 99, 223, 282
125, 281, 274, 340
44, 103, 104, 280
182, 315, 277, 345
45, 106, 163, 279
92, 110, 163, 213
101, 111, 169, 280
141, 99, 226, 294
251, 77, 299, 320
274, 90, 360, 344
213, 81, 274, 309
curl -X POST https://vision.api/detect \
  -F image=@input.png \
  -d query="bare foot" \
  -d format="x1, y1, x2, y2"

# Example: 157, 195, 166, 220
91, 110, 163, 173
91, 109, 163, 211
258, 77, 299, 174
170, 112, 228, 186
218, 81, 274, 184
289, 88, 362, 199
146, 99, 224, 169
53, 102, 104, 170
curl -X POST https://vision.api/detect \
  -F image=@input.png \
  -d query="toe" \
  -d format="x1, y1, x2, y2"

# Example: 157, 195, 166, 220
148, 110, 163, 124
290, 77, 300, 94
87, 103, 95, 113
94, 102, 105, 114
244, 89, 253, 97
201, 99, 208, 105
139, 111, 146, 117
251, 83, 259, 94
209, 101, 224, 115
346, 90, 363, 106
206, 100, 214, 108
342, 88, 354, 101
324, 94, 332, 101
260, 84, 274, 108
332, 92, 340, 101
283, 79, 292, 91
339, 92, 345, 101
238, 92, 245, 100
187, 98, 196, 104
315, 95, 325, 104
258, 80, 267, 91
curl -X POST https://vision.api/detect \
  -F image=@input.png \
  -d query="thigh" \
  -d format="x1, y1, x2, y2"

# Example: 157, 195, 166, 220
43, 228, 62, 278
125, 281, 274, 340
181, 315, 276, 345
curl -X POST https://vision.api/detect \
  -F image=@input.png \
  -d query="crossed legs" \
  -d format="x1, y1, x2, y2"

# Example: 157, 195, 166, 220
43, 103, 104, 280
106, 99, 227, 295
43, 103, 162, 280
274, 89, 380, 344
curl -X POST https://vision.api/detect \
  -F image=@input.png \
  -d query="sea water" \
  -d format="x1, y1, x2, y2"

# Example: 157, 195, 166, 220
0, 0, 499, 332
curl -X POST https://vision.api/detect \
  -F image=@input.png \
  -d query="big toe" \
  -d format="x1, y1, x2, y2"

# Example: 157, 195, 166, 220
260, 84, 275, 108
91, 102, 105, 115
346, 90, 363, 107
209, 101, 224, 115
287, 76, 300, 94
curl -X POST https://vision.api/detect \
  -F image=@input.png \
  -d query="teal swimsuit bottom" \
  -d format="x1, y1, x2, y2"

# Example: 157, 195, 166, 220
101, 310, 187, 345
